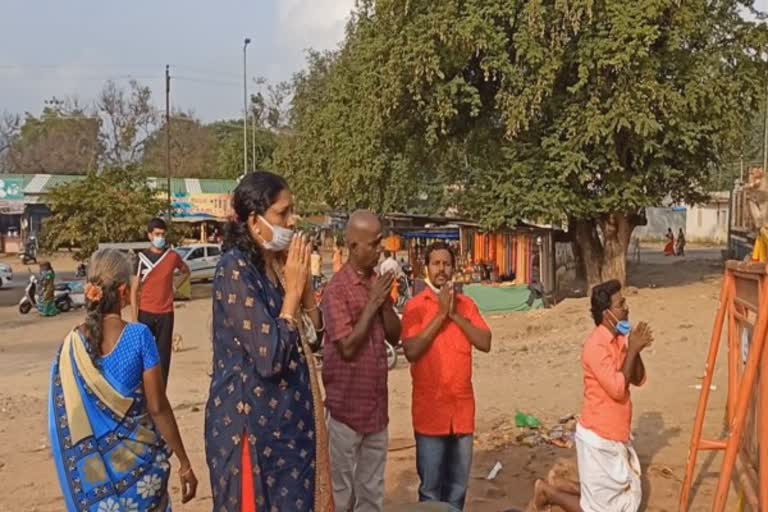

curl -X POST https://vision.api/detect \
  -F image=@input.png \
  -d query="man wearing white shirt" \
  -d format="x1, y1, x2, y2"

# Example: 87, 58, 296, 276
380, 250, 403, 277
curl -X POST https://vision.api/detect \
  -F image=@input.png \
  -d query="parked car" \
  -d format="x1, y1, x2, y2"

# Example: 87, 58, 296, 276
0, 263, 12, 288
175, 244, 222, 282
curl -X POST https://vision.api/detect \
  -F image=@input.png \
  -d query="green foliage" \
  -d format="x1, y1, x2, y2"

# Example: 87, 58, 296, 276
4, 107, 101, 174
40, 167, 167, 260
278, 0, 768, 284
208, 120, 277, 179
142, 112, 219, 178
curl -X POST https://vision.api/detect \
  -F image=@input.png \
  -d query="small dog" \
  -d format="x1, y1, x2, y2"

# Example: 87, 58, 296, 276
172, 333, 184, 353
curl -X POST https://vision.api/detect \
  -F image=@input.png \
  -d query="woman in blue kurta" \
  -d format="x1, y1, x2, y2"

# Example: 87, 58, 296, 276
49, 248, 198, 511
205, 171, 333, 511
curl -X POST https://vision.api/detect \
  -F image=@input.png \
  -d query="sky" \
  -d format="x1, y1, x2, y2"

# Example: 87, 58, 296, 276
0, 0, 357, 121
1, 0, 767, 123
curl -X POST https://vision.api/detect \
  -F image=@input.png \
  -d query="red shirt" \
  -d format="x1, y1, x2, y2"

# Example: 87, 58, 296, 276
136, 249, 184, 314
321, 264, 388, 434
579, 325, 645, 442
401, 289, 490, 436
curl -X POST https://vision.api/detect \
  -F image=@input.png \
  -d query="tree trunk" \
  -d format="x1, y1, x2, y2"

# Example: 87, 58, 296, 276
572, 219, 605, 291
599, 212, 634, 285
568, 220, 587, 281
571, 213, 635, 293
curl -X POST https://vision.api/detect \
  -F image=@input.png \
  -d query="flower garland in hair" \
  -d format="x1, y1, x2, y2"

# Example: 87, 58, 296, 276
84, 282, 104, 303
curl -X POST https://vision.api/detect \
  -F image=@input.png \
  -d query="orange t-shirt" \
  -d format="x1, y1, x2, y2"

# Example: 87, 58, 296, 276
401, 289, 490, 436
579, 325, 645, 442
136, 249, 185, 314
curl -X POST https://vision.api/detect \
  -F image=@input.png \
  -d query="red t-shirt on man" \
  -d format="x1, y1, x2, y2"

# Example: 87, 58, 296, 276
136, 249, 184, 314
401, 288, 490, 436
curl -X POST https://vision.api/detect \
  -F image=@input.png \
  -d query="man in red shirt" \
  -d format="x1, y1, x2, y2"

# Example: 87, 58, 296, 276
321, 211, 402, 512
130, 217, 190, 385
401, 242, 491, 511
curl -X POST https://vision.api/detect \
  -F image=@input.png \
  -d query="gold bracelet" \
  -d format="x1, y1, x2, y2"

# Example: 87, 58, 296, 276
279, 313, 298, 327
303, 304, 319, 314
179, 466, 193, 477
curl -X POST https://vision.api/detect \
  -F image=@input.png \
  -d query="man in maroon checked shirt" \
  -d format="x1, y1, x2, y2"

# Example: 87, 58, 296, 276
321, 210, 402, 512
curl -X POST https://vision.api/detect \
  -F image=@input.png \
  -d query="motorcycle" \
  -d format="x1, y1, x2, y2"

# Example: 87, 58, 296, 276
18, 273, 74, 315
19, 237, 38, 265
75, 263, 87, 279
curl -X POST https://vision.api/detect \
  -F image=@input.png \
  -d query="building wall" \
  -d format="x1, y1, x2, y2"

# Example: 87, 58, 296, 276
634, 201, 729, 243
686, 203, 729, 243
634, 208, 686, 240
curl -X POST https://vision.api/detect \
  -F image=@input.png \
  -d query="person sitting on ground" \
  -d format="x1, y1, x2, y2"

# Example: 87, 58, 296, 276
527, 280, 653, 512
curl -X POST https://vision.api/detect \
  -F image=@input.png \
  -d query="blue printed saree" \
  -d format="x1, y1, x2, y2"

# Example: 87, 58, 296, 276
49, 329, 172, 512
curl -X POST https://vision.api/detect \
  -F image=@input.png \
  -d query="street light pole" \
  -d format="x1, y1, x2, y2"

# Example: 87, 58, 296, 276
165, 65, 172, 221
243, 38, 251, 176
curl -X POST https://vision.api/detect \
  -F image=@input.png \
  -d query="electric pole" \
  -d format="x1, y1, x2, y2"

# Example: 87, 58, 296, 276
165, 64, 172, 221
243, 38, 251, 176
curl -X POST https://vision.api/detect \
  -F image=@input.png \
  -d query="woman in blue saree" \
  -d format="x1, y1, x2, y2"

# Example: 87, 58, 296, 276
49, 248, 198, 511
205, 171, 334, 511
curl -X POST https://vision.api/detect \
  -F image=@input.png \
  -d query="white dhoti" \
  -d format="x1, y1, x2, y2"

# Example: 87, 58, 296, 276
575, 423, 642, 512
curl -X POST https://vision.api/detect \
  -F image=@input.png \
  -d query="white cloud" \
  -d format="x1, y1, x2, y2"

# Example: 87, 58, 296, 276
276, 0, 356, 52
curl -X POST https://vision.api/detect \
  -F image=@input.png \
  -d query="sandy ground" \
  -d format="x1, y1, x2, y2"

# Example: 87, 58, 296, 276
0, 246, 740, 511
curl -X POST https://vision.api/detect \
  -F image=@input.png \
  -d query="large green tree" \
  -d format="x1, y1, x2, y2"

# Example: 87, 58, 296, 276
2, 100, 101, 174
280, 0, 768, 287
142, 112, 219, 178
40, 167, 167, 260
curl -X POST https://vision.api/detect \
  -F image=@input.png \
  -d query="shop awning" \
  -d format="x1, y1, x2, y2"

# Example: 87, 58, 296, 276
401, 230, 460, 240
0, 201, 24, 214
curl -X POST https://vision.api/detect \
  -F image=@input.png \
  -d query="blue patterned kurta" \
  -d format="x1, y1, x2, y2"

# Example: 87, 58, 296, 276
205, 248, 319, 512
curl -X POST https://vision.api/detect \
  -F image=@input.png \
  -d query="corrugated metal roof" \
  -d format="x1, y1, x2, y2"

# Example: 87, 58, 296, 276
0, 173, 237, 197
199, 179, 236, 194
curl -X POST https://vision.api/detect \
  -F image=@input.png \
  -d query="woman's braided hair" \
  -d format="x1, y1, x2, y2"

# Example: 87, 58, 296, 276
83, 249, 132, 362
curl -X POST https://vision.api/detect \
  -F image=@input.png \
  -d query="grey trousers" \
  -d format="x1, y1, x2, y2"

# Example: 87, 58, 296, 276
328, 414, 388, 512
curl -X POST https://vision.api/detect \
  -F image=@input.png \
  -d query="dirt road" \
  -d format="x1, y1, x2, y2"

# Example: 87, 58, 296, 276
0, 247, 737, 511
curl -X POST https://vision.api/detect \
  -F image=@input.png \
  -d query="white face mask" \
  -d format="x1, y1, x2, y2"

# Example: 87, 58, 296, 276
258, 215, 294, 252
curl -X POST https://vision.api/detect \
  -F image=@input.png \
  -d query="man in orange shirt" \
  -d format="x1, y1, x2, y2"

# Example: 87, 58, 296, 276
401, 242, 491, 511
528, 279, 652, 512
